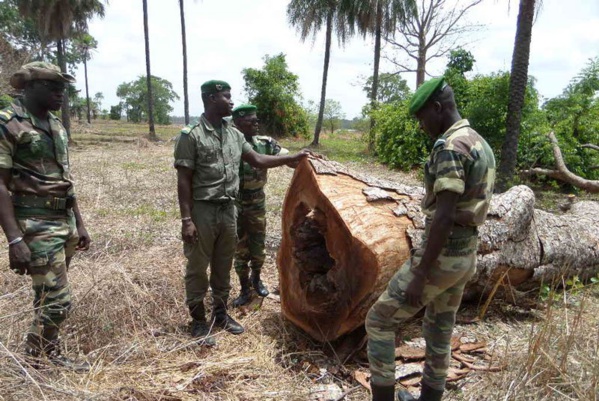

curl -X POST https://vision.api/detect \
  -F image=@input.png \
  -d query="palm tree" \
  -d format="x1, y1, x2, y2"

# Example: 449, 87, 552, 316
16, 0, 106, 137
142, 0, 157, 140
288, 0, 354, 147
497, 0, 537, 191
74, 33, 98, 124
341, 0, 415, 150
179, 0, 189, 125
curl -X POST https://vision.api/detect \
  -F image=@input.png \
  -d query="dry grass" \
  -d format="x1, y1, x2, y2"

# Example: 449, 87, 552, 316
0, 120, 598, 400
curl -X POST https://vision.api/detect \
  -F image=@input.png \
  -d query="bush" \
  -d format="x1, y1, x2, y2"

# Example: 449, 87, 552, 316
372, 100, 430, 170
0, 94, 13, 109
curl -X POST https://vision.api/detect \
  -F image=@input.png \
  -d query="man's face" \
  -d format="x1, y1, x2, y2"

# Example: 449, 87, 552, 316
235, 114, 259, 136
415, 101, 442, 140
29, 80, 67, 111
211, 90, 234, 117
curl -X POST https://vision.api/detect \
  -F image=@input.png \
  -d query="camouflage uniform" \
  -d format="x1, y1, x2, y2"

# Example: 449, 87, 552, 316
173, 115, 252, 314
0, 99, 79, 339
234, 135, 283, 277
366, 119, 496, 391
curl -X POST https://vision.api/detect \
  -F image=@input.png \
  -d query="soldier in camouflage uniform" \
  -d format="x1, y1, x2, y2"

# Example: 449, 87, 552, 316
174, 81, 307, 346
366, 78, 496, 401
231, 104, 289, 307
0, 62, 91, 371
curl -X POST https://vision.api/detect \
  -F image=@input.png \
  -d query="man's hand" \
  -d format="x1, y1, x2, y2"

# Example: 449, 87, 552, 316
182, 220, 198, 244
9, 241, 31, 275
76, 225, 91, 251
405, 271, 426, 308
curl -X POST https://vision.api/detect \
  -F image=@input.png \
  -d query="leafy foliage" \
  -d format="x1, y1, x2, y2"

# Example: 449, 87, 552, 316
363, 73, 411, 104
323, 99, 345, 133
242, 54, 309, 138
116, 76, 179, 125
372, 99, 430, 170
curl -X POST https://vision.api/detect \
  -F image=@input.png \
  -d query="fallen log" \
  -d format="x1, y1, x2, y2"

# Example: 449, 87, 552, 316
277, 157, 599, 342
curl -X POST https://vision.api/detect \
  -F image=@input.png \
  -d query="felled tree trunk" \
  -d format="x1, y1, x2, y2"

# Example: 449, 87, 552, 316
277, 157, 599, 342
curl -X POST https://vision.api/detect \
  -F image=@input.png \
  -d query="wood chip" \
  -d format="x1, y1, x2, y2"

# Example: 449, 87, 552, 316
395, 345, 425, 360
395, 363, 423, 380
353, 370, 371, 391
459, 341, 487, 353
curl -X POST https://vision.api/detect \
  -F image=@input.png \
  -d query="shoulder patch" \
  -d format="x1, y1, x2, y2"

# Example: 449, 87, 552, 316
433, 138, 446, 149
181, 123, 198, 135
0, 109, 15, 123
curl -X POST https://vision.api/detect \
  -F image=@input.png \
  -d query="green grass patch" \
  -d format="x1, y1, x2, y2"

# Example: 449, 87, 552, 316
280, 131, 375, 164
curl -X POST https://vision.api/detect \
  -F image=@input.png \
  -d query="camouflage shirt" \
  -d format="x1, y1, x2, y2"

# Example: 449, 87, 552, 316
174, 114, 252, 202
421, 119, 496, 226
239, 135, 283, 193
0, 99, 74, 197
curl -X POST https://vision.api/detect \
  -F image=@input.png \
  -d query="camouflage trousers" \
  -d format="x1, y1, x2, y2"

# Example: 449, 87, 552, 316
17, 213, 79, 337
234, 194, 266, 277
366, 233, 478, 391
184, 200, 238, 309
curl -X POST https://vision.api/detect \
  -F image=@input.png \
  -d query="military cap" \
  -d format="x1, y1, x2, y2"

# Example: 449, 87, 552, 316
232, 104, 257, 119
10, 61, 76, 90
201, 80, 231, 95
408, 77, 447, 115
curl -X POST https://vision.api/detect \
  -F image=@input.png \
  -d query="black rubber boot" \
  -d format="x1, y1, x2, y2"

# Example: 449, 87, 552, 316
232, 273, 252, 307
212, 299, 244, 335
418, 383, 444, 401
397, 388, 417, 401
42, 326, 90, 373
251, 270, 269, 297
371, 383, 395, 401
189, 303, 216, 346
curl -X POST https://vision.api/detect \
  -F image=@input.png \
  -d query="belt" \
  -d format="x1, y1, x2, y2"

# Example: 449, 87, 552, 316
240, 190, 265, 201
12, 194, 74, 210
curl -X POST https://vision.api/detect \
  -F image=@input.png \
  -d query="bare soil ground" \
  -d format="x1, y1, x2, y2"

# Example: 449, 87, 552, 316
0, 121, 598, 400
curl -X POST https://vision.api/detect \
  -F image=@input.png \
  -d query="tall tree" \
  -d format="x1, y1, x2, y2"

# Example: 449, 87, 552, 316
73, 33, 97, 124
16, 0, 106, 136
288, 0, 354, 146
496, 0, 537, 191
341, 0, 416, 150
142, 0, 157, 140
178, 0, 189, 125
384, 0, 482, 87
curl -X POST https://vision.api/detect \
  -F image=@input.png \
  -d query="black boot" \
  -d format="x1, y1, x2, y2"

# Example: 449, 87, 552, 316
42, 326, 90, 373
371, 383, 395, 401
396, 388, 417, 401
418, 383, 444, 401
233, 273, 252, 307
251, 270, 269, 297
189, 303, 216, 346
212, 299, 244, 335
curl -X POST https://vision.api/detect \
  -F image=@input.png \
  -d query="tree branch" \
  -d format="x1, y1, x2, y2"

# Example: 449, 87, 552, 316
521, 132, 599, 193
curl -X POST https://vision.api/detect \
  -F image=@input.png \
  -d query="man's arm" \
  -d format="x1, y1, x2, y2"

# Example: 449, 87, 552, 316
242, 148, 308, 169
0, 168, 31, 274
71, 197, 91, 251
176, 166, 197, 244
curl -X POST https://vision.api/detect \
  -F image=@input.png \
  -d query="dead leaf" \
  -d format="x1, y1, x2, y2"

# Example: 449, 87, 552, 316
353, 370, 371, 391
450, 336, 462, 351
459, 341, 487, 353
395, 345, 425, 360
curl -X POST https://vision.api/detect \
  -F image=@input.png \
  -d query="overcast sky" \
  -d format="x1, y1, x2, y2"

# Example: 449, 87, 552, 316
76, 0, 599, 120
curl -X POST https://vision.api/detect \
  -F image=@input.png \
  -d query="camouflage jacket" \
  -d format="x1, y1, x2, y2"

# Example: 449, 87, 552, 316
421, 119, 496, 227
239, 135, 285, 193
173, 114, 252, 202
0, 99, 74, 198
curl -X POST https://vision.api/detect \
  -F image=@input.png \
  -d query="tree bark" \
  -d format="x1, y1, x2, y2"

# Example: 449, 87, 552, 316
84, 51, 91, 124
56, 39, 72, 139
497, 0, 536, 191
312, 9, 333, 147
179, 0, 189, 126
368, 5, 383, 152
142, 0, 157, 140
278, 157, 599, 342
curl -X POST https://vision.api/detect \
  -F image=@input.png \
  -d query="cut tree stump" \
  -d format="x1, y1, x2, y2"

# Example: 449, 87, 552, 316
277, 157, 599, 342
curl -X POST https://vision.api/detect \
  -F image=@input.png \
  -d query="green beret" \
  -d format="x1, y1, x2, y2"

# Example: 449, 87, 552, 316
10, 61, 76, 90
409, 77, 446, 115
232, 104, 257, 119
201, 80, 231, 94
